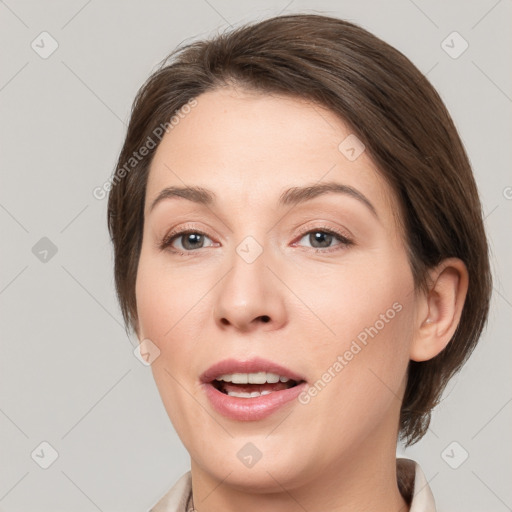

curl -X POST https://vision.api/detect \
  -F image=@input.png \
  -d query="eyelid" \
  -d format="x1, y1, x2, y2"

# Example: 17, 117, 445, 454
293, 221, 354, 243
158, 223, 216, 251
290, 224, 354, 253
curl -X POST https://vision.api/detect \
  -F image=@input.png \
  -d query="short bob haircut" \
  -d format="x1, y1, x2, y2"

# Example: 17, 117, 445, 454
107, 13, 492, 446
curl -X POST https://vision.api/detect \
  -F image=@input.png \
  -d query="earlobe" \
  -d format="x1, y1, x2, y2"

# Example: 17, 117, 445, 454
410, 258, 469, 362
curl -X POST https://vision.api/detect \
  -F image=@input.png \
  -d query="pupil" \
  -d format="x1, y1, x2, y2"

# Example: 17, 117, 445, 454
311, 232, 332, 248
183, 233, 203, 250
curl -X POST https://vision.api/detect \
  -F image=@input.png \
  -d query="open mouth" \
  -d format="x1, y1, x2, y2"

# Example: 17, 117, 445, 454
211, 372, 303, 398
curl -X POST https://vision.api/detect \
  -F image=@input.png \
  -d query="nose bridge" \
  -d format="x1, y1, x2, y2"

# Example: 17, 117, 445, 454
214, 234, 285, 331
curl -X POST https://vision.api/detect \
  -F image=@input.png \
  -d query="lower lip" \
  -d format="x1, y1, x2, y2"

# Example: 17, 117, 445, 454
203, 381, 307, 421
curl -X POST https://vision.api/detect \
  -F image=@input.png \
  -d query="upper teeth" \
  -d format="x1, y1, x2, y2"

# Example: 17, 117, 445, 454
215, 372, 290, 384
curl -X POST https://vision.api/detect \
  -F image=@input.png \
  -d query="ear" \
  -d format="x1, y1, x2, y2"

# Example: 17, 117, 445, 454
410, 258, 469, 362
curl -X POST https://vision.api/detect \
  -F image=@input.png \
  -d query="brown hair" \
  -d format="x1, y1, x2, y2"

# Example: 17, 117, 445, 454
107, 13, 492, 446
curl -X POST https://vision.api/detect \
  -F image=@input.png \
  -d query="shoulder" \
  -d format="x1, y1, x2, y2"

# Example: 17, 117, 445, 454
147, 471, 192, 512
397, 457, 437, 512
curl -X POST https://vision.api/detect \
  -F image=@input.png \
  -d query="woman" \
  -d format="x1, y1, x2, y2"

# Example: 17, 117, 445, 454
107, 13, 491, 512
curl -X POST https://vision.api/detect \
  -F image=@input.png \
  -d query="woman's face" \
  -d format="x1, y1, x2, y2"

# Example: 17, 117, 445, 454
136, 87, 419, 490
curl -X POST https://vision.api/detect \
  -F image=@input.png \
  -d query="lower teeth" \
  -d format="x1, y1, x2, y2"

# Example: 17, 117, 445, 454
227, 390, 273, 398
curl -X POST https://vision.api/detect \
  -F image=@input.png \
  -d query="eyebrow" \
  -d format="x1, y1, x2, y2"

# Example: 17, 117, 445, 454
149, 181, 377, 217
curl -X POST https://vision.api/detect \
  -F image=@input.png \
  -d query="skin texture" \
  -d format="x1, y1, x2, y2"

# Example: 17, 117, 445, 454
135, 87, 468, 512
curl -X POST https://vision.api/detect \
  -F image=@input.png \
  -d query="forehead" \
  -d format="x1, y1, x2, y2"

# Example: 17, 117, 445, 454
145, 87, 397, 222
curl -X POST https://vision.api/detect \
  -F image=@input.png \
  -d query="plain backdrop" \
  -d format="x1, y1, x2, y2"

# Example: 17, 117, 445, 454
1, 1, 511, 511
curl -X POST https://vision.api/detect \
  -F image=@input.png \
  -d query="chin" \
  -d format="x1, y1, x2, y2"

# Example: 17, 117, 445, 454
192, 441, 314, 492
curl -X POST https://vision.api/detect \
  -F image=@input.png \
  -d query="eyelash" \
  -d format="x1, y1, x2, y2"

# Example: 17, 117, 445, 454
159, 224, 354, 256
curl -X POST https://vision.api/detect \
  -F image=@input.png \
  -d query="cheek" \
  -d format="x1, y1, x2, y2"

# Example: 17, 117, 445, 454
293, 292, 415, 454
297, 257, 415, 411
294, 256, 413, 348
135, 248, 202, 343
135, 247, 217, 395
136, 252, 212, 441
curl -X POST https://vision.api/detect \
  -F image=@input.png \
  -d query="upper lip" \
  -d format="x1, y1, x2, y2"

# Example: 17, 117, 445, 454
200, 357, 306, 384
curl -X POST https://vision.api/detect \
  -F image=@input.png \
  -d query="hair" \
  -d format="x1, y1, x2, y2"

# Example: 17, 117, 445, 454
107, 13, 492, 448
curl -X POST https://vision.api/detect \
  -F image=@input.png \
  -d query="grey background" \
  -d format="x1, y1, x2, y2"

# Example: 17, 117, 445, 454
0, 1, 511, 511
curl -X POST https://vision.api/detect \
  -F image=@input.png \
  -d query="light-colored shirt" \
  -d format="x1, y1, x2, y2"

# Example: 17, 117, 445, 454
148, 458, 436, 512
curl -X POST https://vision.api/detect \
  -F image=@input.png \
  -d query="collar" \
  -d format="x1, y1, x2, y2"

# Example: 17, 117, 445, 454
149, 458, 436, 512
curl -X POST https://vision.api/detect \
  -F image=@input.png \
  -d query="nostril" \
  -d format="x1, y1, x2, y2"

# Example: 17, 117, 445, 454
260, 315, 270, 323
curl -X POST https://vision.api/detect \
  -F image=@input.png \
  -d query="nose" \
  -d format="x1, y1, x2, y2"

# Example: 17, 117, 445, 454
213, 241, 287, 333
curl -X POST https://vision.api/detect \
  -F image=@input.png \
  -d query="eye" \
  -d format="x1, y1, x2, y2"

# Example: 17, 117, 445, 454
159, 225, 353, 255
160, 230, 215, 253
294, 227, 353, 252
